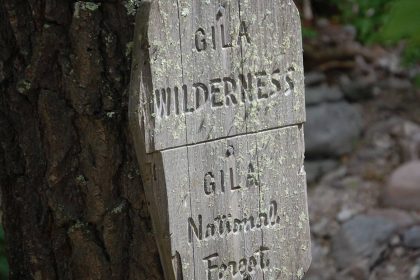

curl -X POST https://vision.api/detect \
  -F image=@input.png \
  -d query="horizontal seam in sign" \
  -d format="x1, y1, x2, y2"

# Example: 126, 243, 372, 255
148, 122, 304, 154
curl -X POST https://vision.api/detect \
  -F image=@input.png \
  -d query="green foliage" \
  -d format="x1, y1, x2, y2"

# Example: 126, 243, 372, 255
302, 26, 318, 39
414, 75, 420, 88
329, 0, 420, 64
0, 226, 8, 279
329, 0, 392, 43
376, 0, 420, 64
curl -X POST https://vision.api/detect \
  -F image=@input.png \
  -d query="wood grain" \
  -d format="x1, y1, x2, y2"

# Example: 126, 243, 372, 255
129, 0, 311, 279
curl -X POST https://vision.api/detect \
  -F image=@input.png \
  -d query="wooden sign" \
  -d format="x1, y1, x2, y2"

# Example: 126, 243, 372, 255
129, 0, 311, 279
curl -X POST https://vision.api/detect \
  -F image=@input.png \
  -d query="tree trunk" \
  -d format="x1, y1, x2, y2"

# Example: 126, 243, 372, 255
0, 1, 163, 279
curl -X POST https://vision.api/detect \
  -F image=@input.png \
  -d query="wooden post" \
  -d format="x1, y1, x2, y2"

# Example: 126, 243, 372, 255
129, 1, 311, 279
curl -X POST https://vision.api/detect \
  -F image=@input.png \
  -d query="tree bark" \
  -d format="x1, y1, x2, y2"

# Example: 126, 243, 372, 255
0, 1, 163, 279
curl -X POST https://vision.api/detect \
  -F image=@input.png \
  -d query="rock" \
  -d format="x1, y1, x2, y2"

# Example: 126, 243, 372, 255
411, 265, 420, 279
305, 239, 336, 280
320, 166, 348, 184
305, 71, 326, 86
390, 235, 401, 246
394, 247, 405, 257
337, 208, 357, 223
379, 77, 412, 91
305, 102, 363, 158
386, 264, 397, 274
383, 161, 420, 211
339, 260, 370, 280
311, 217, 340, 238
367, 208, 415, 228
332, 214, 398, 269
340, 75, 374, 101
391, 121, 420, 161
377, 50, 405, 75
343, 25, 357, 40
403, 226, 420, 249
305, 159, 339, 184
305, 85, 344, 106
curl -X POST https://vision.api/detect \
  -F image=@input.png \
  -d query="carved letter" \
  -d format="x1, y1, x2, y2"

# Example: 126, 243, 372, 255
216, 5, 232, 49
195, 28, 207, 51
183, 84, 195, 114
166, 87, 172, 116
284, 67, 295, 96
239, 258, 248, 276
270, 69, 281, 95
220, 170, 226, 193
239, 73, 255, 103
248, 256, 257, 273
155, 89, 168, 118
246, 163, 259, 188
204, 172, 216, 195
219, 264, 227, 279
243, 216, 255, 232
269, 201, 278, 225
203, 254, 219, 280
210, 78, 224, 107
256, 71, 269, 99
188, 215, 202, 242
259, 247, 270, 269
194, 82, 209, 110
206, 223, 216, 238
221, 24, 232, 48
174, 86, 181, 115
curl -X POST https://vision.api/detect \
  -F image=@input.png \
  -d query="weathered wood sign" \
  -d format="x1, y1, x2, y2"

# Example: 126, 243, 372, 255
129, 0, 311, 279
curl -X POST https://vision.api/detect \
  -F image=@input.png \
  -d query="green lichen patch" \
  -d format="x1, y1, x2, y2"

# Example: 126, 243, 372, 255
73, 2, 101, 18
124, 0, 141, 16
16, 79, 31, 94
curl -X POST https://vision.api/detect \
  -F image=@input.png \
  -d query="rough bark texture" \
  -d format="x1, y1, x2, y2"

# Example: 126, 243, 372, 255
0, 1, 163, 279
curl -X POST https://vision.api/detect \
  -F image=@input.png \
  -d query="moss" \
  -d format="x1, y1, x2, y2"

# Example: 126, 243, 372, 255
16, 79, 31, 94
68, 220, 88, 234
111, 201, 127, 214
125, 41, 134, 57
124, 0, 141, 16
74, 2, 101, 18
106, 111, 116, 118
82, 2, 100, 11
75, 174, 87, 186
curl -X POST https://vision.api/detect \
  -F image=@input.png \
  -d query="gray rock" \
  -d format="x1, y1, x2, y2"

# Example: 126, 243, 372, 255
332, 214, 398, 269
343, 25, 357, 40
337, 208, 358, 223
340, 75, 374, 101
339, 259, 370, 280
391, 121, 420, 161
390, 235, 401, 246
305, 159, 339, 184
379, 77, 412, 90
367, 208, 415, 228
403, 226, 420, 249
305, 239, 336, 280
305, 85, 344, 106
305, 71, 326, 86
383, 161, 420, 211
411, 265, 420, 279
305, 102, 363, 158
